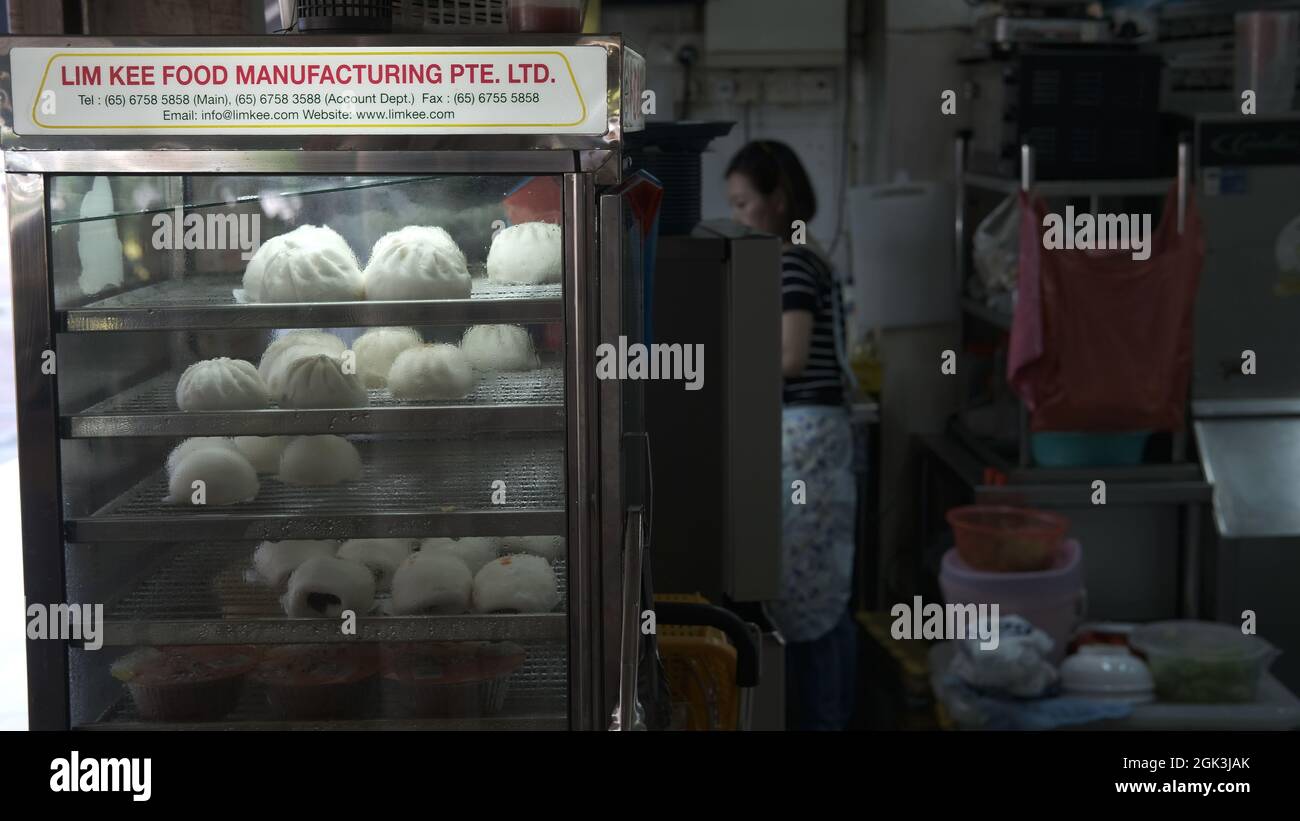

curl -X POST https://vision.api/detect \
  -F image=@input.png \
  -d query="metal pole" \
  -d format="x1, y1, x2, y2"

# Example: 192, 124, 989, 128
1020, 144, 1034, 193
954, 134, 967, 288
1177, 140, 1189, 235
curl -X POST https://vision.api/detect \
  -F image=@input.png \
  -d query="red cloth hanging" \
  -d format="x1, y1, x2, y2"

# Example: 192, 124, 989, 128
1007, 185, 1203, 432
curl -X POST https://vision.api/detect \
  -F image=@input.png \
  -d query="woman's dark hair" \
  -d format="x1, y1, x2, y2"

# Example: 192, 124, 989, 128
725, 140, 817, 239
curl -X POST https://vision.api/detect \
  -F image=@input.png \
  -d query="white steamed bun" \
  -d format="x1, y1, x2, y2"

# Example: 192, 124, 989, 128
419, 537, 502, 574
391, 551, 473, 615
472, 554, 559, 613
257, 330, 346, 393
337, 538, 414, 593
276, 352, 368, 409
460, 324, 539, 372
233, 436, 291, 474
166, 448, 259, 506
352, 327, 423, 388
486, 221, 562, 285
253, 539, 339, 587
175, 358, 269, 411
242, 224, 363, 303
166, 437, 238, 477
281, 556, 375, 618
278, 435, 362, 486
363, 226, 471, 301
502, 535, 565, 562
387, 344, 475, 400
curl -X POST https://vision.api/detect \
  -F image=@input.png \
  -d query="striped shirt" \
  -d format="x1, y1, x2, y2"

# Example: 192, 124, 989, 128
781, 245, 846, 407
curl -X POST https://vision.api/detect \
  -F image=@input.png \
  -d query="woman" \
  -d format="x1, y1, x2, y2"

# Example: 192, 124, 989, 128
725, 140, 857, 731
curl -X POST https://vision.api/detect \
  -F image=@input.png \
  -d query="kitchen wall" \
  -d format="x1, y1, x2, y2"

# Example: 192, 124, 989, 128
604, 1, 860, 275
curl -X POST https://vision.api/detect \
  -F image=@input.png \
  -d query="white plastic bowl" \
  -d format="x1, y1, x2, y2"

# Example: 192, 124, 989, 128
1060, 645, 1155, 703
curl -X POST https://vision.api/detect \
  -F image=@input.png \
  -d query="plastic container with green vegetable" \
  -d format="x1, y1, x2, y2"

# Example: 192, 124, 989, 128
1129, 621, 1279, 704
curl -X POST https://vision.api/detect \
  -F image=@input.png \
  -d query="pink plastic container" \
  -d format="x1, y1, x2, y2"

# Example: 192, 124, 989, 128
946, 505, 1068, 572
939, 539, 1086, 663
509, 0, 586, 33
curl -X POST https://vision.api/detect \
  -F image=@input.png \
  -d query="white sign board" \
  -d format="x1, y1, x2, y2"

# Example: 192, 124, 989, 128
10, 46, 609, 135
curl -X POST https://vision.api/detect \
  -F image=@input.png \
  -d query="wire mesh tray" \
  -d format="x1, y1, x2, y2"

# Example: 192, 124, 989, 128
95, 541, 566, 644
62, 276, 563, 331
65, 366, 565, 436
68, 436, 566, 542
83, 642, 568, 730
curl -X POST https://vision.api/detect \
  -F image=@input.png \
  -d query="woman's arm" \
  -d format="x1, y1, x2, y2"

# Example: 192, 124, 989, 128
782, 309, 815, 378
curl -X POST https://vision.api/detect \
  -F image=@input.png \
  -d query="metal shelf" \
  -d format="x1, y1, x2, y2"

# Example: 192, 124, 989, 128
50, 174, 443, 227
81, 642, 568, 730
963, 172, 1174, 197
68, 436, 565, 542
93, 541, 566, 644
65, 367, 565, 437
61, 277, 563, 332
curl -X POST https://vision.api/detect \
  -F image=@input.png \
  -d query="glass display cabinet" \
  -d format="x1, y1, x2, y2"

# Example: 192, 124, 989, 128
2, 34, 651, 730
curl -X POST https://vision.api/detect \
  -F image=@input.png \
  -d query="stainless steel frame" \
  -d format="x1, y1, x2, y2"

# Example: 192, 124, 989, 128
3, 34, 643, 730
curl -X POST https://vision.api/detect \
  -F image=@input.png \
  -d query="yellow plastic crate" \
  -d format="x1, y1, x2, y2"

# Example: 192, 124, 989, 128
656, 594, 741, 730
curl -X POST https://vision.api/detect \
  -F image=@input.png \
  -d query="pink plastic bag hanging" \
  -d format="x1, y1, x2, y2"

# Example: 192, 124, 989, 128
1007, 186, 1203, 432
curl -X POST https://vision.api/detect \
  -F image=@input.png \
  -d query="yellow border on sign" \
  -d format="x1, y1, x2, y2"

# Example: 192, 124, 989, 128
31, 49, 594, 130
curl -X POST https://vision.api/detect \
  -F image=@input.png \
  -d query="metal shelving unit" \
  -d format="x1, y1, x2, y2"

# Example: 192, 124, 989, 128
65, 365, 565, 437
68, 436, 566, 542
956, 138, 1193, 469
948, 137, 1211, 619
61, 277, 563, 331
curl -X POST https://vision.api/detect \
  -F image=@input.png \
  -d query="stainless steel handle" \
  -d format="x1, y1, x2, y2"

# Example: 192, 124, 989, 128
609, 505, 646, 731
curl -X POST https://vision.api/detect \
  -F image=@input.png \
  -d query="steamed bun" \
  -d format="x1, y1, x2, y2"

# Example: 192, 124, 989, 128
166, 448, 259, 506
472, 554, 559, 613
233, 436, 291, 474
387, 344, 475, 400
460, 325, 539, 372
419, 537, 502, 574
502, 535, 565, 562
486, 222, 562, 285
176, 358, 269, 411
257, 330, 346, 394
363, 226, 471, 301
337, 538, 414, 592
253, 539, 339, 587
166, 437, 238, 477
391, 551, 473, 615
281, 556, 375, 618
242, 225, 363, 303
352, 327, 423, 388
276, 352, 368, 409
278, 435, 362, 486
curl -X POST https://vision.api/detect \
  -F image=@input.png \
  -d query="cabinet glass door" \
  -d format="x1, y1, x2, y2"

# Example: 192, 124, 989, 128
45, 172, 569, 728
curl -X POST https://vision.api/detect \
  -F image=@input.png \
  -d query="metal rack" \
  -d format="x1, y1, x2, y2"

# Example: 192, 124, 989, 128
62, 277, 563, 332
82, 642, 568, 730
92, 541, 566, 645
947, 136, 1211, 619
65, 365, 565, 437
955, 136, 1191, 469
69, 436, 565, 542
